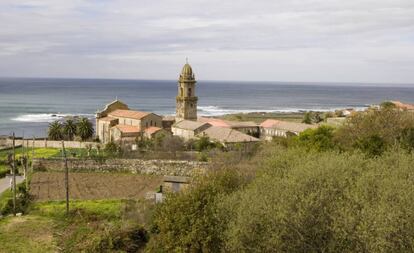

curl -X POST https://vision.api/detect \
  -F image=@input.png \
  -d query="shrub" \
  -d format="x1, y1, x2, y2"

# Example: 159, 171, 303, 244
296, 125, 336, 151
221, 147, 414, 252
146, 169, 247, 252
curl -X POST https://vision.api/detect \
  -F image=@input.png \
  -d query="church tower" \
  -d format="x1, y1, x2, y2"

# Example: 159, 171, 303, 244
176, 61, 198, 122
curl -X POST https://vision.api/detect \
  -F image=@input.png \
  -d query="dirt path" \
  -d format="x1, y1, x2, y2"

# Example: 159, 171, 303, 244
0, 175, 24, 195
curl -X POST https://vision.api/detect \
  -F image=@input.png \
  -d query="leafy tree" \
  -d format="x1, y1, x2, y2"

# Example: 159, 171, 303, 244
63, 119, 77, 140
162, 135, 184, 153
48, 120, 63, 140
104, 141, 119, 157
296, 125, 336, 151
76, 117, 94, 141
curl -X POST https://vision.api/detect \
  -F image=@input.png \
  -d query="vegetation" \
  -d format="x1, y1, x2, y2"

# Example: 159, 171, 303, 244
47, 120, 63, 140
62, 119, 77, 141
147, 144, 414, 252
76, 117, 94, 141
2, 105, 414, 252
145, 106, 414, 252
46, 117, 94, 141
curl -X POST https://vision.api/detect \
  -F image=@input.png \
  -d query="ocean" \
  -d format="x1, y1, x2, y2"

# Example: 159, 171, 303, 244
0, 77, 413, 138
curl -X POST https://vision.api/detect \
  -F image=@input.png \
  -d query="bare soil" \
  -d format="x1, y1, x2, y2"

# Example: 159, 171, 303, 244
30, 172, 163, 201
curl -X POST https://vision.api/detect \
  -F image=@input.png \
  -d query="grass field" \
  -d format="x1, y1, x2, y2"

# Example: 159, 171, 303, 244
0, 199, 146, 253
30, 172, 163, 201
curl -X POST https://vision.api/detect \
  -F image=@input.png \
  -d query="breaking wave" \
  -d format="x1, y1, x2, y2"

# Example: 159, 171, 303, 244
197, 105, 368, 116
12, 113, 94, 123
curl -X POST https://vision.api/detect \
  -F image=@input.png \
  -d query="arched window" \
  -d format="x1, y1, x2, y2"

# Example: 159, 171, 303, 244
188, 88, 192, 96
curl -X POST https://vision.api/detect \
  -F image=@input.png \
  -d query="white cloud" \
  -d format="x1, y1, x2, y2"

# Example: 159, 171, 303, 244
0, 0, 413, 83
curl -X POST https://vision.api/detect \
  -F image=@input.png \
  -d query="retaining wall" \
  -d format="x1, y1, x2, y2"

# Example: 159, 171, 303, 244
32, 158, 207, 176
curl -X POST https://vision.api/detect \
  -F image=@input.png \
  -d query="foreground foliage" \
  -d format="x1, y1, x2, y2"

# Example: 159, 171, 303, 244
147, 144, 414, 252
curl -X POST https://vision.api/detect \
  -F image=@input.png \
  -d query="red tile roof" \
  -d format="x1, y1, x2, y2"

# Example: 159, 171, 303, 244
391, 101, 414, 110
112, 124, 141, 133
99, 116, 117, 122
109, 109, 150, 120
145, 127, 162, 135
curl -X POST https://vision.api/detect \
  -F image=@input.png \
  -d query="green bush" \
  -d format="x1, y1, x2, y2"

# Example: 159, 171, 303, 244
221, 148, 414, 252
147, 144, 414, 252
296, 125, 336, 151
146, 169, 247, 252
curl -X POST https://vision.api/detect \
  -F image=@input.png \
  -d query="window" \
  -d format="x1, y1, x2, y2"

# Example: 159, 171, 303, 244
188, 88, 192, 96
151, 120, 153, 126
146, 122, 148, 128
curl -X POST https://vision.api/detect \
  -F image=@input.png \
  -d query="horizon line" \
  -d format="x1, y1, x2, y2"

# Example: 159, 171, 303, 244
0, 75, 413, 87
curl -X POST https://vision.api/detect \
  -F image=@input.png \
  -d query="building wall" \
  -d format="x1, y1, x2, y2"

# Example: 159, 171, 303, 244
172, 127, 195, 140
141, 114, 163, 129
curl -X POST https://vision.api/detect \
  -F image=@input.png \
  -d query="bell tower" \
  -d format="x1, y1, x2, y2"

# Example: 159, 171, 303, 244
176, 61, 198, 122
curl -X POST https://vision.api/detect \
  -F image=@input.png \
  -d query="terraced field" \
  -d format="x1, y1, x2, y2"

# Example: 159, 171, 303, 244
30, 172, 163, 201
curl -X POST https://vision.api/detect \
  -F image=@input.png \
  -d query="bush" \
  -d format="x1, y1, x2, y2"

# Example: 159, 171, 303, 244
147, 144, 414, 252
146, 169, 248, 252
296, 125, 336, 151
222, 147, 414, 252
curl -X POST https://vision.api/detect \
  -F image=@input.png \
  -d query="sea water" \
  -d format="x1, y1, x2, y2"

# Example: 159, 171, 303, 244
0, 77, 413, 137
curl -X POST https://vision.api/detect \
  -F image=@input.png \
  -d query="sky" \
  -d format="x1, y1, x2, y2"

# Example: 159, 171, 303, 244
0, 0, 413, 83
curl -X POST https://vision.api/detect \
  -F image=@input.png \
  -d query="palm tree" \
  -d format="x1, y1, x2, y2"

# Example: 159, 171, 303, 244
48, 121, 63, 140
77, 117, 94, 141
63, 119, 77, 141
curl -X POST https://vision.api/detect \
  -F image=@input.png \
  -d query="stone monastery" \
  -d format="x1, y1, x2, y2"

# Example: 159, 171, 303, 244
96, 62, 315, 147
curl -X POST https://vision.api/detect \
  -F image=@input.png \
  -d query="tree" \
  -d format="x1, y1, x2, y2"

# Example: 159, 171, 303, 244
302, 112, 312, 124
76, 117, 94, 141
63, 119, 77, 140
296, 125, 336, 151
162, 136, 184, 153
48, 120, 63, 140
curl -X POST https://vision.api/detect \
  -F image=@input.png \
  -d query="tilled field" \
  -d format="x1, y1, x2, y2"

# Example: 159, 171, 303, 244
30, 172, 163, 201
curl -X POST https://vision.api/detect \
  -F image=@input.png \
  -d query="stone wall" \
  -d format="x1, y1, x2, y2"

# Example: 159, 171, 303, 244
32, 158, 208, 177
5, 139, 98, 149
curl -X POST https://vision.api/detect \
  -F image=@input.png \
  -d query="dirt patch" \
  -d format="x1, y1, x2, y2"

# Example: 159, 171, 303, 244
30, 172, 163, 201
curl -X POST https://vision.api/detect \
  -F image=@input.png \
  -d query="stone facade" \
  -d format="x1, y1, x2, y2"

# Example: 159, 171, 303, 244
176, 63, 198, 122
95, 100, 163, 144
33, 158, 207, 177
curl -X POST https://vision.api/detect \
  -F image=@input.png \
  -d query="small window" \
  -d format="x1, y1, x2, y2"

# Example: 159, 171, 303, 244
146, 122, 148, 128
188, 88, 192, 96
151, 120, 153, 126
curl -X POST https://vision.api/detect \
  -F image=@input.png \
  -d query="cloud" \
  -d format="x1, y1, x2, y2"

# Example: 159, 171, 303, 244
0, 0, 413, 83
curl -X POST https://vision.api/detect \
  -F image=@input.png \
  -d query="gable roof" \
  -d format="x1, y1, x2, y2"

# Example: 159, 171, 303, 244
99, 116, 117, 122
145, 127, 163, 135
199, 126, 259, 143
198, 117, 258, 128
112, 124, 141, 133
173, 120, 211, 131
260, 119, 317, 132
109, 109, 150, 120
